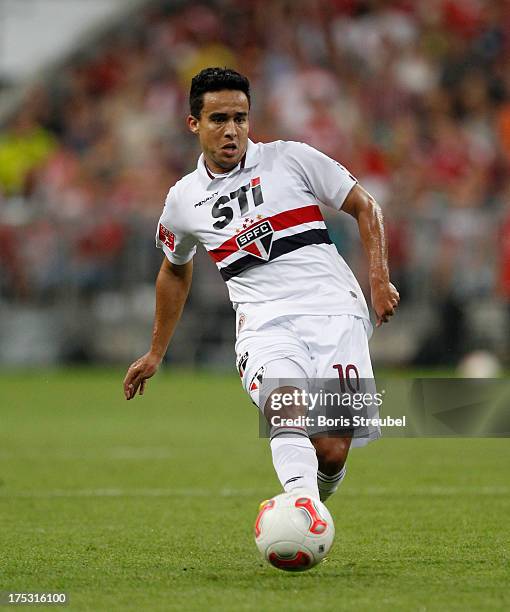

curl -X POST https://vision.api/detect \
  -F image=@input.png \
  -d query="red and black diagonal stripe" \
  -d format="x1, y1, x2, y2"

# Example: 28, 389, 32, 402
207, 205, 332, 281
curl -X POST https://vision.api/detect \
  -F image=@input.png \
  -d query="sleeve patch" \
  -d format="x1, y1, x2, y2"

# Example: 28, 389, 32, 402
158, 224, 175, 251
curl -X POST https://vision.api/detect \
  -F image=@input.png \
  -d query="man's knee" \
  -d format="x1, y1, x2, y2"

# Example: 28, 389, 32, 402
264, 386, 307, 426
312, 435, 351, 474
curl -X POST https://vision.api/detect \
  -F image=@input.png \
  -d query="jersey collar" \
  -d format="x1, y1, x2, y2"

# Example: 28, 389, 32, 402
197, 139, 260, 183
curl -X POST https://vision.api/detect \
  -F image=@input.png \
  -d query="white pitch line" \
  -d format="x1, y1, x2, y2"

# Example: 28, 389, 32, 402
0, 486, 508, 499
0, 447, 176, 460
0, 488, 262, 499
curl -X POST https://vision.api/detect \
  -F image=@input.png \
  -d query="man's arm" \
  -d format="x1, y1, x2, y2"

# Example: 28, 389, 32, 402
341, 184, 400, 327
123, 257, 193, 400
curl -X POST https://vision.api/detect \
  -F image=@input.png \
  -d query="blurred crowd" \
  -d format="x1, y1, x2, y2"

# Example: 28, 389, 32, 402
1, 0, 509, 363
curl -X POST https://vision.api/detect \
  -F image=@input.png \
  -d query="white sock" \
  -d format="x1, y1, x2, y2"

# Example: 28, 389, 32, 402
317, 466, 347, 502
270, 433, 319, 498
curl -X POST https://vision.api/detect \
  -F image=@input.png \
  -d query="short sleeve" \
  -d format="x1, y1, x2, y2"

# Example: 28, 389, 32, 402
155, 188, 198, 265
283, 141, 357, 209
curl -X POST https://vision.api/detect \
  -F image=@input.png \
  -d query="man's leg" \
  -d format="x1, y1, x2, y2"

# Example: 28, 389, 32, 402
292, 314, 377, 501
311, 433, 352, 502
265, 384, 320, 499
236, 324, 319, 499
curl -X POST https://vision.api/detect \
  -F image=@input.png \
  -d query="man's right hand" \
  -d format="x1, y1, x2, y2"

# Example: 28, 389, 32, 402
123, 352, 162, 400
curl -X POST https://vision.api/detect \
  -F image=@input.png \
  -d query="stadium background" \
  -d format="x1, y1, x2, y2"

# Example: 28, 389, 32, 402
1, 0, 509, 370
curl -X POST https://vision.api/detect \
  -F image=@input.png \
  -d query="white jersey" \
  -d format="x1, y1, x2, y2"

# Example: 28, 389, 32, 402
156, 139, 371, 333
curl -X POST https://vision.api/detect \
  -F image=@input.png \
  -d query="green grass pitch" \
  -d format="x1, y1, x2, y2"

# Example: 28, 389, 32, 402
1, 369, 509, 611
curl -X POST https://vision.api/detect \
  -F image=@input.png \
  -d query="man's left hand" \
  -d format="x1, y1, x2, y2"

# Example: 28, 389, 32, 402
371, 280, 400, 327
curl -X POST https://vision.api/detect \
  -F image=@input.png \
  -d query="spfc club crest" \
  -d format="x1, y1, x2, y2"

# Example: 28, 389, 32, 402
236, 351, 249, 378
236, 220, 274, 261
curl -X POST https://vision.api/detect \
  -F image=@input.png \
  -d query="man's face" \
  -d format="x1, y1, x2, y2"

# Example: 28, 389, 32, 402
187, 90, 249, 173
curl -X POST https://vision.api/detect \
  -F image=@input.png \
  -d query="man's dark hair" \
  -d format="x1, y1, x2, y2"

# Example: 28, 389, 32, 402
189, 67, 251, 118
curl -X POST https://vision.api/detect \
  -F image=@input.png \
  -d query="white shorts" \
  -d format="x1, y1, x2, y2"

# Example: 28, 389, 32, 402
235, 314, 380, 447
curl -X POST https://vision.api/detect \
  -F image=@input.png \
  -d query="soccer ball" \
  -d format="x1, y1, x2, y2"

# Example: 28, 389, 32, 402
254, 491, 335, 571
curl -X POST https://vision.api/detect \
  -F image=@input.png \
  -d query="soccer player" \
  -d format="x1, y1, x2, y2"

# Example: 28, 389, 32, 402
123, 67, 399, 503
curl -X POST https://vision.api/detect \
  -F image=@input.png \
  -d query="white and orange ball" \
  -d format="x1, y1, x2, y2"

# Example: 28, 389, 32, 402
254, 492, 335, 571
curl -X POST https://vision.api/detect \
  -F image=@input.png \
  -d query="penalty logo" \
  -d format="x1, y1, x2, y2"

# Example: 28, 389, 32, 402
236, 220, 274, 261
